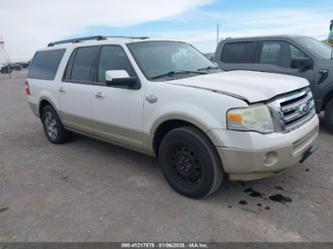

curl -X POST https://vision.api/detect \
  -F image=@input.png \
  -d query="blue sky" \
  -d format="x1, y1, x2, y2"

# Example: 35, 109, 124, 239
1, 0, 333, 60
75, 0, 333, 52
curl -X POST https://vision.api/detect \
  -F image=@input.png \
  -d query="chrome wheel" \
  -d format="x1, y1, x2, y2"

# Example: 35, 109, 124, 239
41, 105, 72, 144
44, 111, 58, 140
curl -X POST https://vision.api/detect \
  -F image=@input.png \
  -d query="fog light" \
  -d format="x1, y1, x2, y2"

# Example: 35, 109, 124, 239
264, 151, 278, 167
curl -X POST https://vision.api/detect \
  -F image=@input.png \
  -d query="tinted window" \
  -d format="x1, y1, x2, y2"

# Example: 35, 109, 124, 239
260, 42, 281, 64
70, 46, 99, 82
97, 46, 135, 82
28, 49, 65, 80
290, 45, 307, 58
259, 41, 309, 68
221, 42, 256, 63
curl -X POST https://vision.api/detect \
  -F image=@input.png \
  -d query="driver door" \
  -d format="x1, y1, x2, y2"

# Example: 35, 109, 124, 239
255, 40, 316, 85
91, 45, 145, 150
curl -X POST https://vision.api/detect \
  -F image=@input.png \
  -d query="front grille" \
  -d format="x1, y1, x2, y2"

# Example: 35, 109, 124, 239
269, 87, 316, 132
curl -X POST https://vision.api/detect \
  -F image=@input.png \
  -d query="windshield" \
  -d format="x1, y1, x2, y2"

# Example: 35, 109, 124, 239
127, 41, 219, 80
297, 37, 332, 59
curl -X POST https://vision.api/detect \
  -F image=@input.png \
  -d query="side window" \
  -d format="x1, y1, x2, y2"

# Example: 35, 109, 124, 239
68, 46, 99, 82
260, 41, 309, 68
260, 42, 281, 65
28, 49, 65, 80
97, 46, 135, 82
290, 45, 307, 59
221, 42, 256, 63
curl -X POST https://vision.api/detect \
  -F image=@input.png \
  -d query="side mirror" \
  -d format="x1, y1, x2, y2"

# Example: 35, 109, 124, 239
105, 70, 137, 87
291, 58, 313, 72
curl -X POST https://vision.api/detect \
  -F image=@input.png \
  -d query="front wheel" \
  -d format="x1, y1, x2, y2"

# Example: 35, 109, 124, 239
325, 99, 333, 132
159, 126, 224, 199
42, 105, 72, 144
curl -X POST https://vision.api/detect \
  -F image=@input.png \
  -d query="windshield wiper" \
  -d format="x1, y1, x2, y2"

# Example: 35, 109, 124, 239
150, 70, 207, 80
197, 66, 219, 71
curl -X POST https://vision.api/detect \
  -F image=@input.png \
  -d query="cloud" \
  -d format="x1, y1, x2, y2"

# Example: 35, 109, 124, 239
0, 0, 212, 61
152, 8, 333, 52
1, 2, 332, 60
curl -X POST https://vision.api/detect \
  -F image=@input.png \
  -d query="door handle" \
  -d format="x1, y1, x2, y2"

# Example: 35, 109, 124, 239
95, 92, 104, 99
58, 87, 65, 93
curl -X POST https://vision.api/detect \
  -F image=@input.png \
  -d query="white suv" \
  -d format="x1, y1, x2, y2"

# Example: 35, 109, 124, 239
26, 36, 319, 198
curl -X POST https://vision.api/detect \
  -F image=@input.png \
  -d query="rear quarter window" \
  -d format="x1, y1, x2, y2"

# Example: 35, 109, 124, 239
221, 42, 256, 64
28, 49, 65, 80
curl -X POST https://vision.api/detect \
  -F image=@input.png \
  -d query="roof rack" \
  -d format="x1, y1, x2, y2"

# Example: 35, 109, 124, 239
47, 35, 149, 47
107, 36, 149, 40
48, 36, 106, 47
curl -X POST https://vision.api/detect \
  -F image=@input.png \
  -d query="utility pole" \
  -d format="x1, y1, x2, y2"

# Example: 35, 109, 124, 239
0, 36, 12, 78
216, 23, 220, 46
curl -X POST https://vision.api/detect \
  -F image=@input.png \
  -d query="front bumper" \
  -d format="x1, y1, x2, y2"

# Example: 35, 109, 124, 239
213, 115, 319, 181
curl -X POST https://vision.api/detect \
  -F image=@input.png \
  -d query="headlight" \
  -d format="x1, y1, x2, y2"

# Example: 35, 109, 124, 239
227, 104, 274, 134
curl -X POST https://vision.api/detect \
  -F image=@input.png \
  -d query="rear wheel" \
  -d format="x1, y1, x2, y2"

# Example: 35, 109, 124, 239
159, 126, 224, 199
42, 105, 72, 144
325, 99, 333, 132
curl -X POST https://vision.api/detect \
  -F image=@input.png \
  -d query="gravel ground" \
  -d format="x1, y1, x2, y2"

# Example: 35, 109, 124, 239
0, 71, 332, 242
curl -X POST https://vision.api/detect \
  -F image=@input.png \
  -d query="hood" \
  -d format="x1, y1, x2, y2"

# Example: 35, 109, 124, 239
169, 70, 309, 103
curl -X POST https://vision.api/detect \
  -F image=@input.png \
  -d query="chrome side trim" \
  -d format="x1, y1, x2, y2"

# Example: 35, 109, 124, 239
275, 88, 308, 105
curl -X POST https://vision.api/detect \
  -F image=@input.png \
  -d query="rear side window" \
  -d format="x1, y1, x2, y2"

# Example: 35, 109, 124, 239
28, 49, 65, 80
65, 46, 99, 82
221, 42, 256, 63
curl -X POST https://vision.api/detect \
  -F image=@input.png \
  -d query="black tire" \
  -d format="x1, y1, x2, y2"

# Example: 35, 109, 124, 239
41, 105, 72, 144
159, 126, 224, 199
325, 99, 333, 132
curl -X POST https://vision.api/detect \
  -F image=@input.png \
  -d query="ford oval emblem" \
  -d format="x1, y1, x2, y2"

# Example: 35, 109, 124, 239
299, 102, 310, 114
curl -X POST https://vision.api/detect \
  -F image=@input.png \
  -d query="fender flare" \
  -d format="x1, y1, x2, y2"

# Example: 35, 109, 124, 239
320, 84, 333, 110
38, 96, 59, 118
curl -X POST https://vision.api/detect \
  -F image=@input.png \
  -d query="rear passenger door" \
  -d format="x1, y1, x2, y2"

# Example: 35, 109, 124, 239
59, 46, 99, 134
216, 41, 259, 71
256, 40, 316, 84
